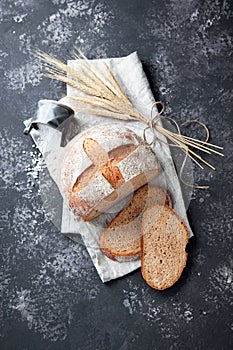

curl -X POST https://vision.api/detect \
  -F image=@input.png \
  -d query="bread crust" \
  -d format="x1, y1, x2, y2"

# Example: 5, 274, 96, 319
100, 244, 140, 262
141, 204, 188, 290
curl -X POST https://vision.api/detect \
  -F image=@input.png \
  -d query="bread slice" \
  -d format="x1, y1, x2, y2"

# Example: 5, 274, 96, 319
100, 185, 171, 261
141, 205, 188, 290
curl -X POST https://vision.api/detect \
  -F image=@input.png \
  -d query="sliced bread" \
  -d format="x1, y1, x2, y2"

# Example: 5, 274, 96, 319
100, 185, 171, 261
141, 205, 188, 290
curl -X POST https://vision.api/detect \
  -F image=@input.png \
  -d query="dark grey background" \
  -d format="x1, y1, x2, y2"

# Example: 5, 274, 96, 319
0, 0, 232, 349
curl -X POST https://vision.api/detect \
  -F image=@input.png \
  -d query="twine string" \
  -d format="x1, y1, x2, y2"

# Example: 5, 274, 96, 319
143, 101, 211, 189
180, 119, 210, 189
182, 119, 210, 144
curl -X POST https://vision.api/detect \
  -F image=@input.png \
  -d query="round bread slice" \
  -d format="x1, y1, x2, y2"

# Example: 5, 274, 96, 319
100, 185, 171, 262
141, 205, 188, 290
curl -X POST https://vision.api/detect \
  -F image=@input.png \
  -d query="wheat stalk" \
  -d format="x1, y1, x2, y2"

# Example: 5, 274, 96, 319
37, 50, 223, 177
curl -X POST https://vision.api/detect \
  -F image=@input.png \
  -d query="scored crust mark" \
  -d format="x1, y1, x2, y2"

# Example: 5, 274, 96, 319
83, 138, 109, 166
100, 185, 172, 261
73, 138, 137, 192
141, 205, 188, 291
72, 164, 97, 192
101, 160, 124, 189
101, 144, 137, 189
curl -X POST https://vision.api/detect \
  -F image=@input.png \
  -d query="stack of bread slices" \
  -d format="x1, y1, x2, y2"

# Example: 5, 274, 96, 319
100, 185, 188, 290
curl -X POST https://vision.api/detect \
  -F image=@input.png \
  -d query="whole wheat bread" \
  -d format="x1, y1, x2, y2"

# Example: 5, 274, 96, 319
141, 205, 188, 290
60, 124, 160, 221
100, 185, 171, 261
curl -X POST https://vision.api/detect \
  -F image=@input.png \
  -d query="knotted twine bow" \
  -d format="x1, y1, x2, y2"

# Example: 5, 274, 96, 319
143, 101, 220, 189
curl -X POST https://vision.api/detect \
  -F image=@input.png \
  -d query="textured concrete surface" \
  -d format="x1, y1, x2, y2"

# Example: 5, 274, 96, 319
0, 0, 232, 349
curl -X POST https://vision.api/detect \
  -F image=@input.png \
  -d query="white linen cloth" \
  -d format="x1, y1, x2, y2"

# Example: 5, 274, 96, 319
24, 52, 193, 282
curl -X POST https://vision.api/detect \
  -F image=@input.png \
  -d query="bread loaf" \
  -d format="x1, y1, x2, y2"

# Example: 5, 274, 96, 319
60, 124, 160, 221
100, 185, 171, 261
141, 205, 188, 290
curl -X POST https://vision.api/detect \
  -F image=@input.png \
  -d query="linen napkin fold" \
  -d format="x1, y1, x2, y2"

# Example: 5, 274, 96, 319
24, 52, 193, 283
